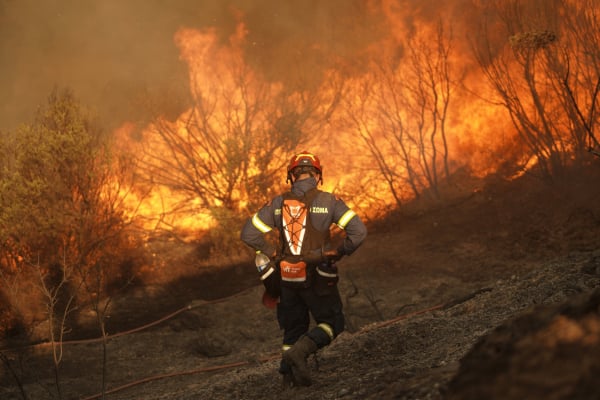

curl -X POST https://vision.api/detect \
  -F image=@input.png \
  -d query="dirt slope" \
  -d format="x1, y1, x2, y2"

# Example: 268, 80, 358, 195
1, 166, 600, 400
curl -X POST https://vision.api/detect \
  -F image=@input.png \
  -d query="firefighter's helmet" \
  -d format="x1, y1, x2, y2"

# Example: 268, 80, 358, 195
287, 151, 323, 184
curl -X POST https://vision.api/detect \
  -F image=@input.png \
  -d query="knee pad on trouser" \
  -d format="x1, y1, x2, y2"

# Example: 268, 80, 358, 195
307, 323, 335, 348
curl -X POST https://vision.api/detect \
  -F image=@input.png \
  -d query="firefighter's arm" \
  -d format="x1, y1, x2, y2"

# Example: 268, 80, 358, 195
240, 207, 277, 257
333, 204, 367, 257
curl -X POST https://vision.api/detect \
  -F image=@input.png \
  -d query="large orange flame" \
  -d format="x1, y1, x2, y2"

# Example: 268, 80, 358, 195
117, 1, 582, 234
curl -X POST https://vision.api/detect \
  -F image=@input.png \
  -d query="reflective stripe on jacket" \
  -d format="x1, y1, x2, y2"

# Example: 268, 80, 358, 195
240, 177, 367, 256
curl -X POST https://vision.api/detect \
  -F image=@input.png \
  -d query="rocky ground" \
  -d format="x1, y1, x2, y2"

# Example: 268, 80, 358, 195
1, 166, 600, 400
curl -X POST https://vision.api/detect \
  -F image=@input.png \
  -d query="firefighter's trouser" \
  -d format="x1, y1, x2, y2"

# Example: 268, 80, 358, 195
277, 283, 344, 374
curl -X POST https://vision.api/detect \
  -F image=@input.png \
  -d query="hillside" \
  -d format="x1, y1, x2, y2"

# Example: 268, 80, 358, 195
1, 165, 600, 400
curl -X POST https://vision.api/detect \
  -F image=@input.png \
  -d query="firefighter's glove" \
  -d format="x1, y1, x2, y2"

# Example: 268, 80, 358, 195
322, 247, 344, 262
262, 290, 279, 309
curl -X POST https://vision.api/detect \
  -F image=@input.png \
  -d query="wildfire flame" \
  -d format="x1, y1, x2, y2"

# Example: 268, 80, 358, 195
116, 1, 585, 235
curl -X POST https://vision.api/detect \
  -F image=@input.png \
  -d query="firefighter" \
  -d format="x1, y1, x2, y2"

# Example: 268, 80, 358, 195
240, 150, 367, 387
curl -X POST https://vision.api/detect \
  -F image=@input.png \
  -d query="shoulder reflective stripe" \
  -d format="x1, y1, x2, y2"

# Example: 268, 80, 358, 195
317, 323, 334, 340
337, 209, 356, 229
252, 213, 272, 233
282, 344, 292, 352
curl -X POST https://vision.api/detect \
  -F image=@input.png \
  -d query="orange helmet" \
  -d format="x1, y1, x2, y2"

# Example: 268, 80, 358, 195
286, 151, 323, 184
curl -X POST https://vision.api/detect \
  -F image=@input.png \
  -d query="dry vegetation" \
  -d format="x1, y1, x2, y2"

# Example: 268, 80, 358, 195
1, 165, 599, 400
1, 3, 600, 399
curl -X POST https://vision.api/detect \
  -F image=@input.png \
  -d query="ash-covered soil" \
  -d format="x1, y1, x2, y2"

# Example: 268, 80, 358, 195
2, 166, 600, 400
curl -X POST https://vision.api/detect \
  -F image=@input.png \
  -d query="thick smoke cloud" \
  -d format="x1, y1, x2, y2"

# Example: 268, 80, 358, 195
1, 0, 217, 131
0, 0, 475, 132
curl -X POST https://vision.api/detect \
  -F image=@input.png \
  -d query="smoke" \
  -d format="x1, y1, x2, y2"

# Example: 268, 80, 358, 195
0, 0, 477, 132
0, 0, 206, 131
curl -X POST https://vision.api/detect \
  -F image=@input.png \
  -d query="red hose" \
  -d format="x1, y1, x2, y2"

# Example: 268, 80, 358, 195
3, 287, 452, 399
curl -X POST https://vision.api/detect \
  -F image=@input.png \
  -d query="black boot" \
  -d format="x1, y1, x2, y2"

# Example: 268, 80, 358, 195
280, 359, 296, 388
282, 336, 318, 386
282, 372, 296, 388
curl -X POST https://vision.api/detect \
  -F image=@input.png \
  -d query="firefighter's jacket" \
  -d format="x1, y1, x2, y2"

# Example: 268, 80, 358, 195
240, 177, 367, 260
